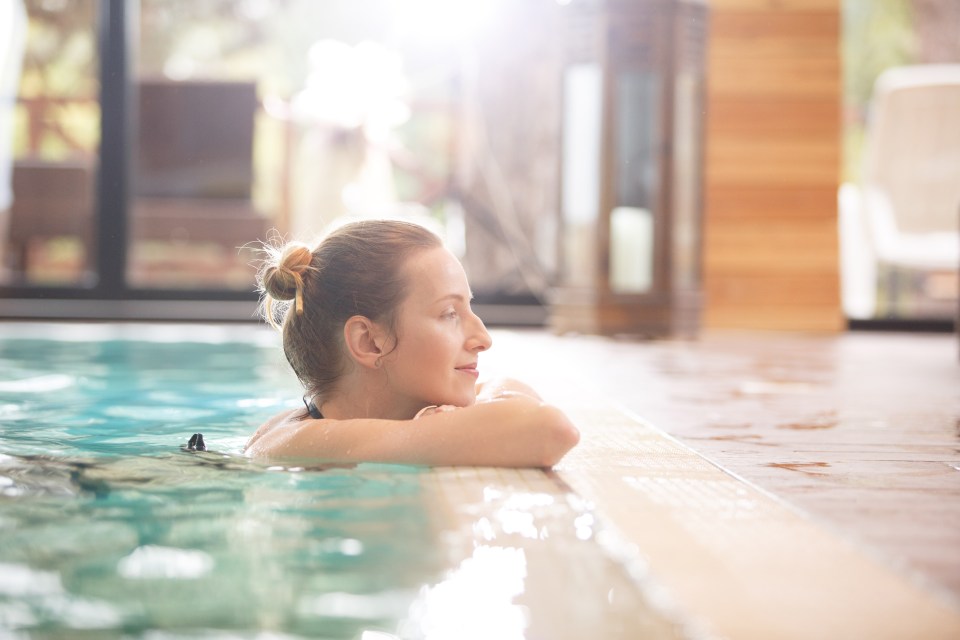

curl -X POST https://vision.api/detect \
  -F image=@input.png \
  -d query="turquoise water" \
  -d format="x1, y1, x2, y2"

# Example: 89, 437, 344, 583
0, 331, 444, 638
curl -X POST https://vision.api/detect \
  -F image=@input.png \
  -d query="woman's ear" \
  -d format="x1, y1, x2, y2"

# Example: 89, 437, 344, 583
343, 315, 387, 370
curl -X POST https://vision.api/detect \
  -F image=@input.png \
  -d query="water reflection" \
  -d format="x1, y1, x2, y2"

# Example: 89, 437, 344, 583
0, 451, 442, 636
410, 545, 529, 640
0, 337, 441, 638
407, 474, 691, 639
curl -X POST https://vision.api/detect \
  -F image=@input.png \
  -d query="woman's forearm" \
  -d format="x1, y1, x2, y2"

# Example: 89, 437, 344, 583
249, 395, 579, 468
384, 396, 579, 467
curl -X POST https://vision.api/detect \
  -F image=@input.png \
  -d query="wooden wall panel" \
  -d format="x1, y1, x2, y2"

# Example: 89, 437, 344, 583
707, 136, 838, 185
707, 220, 841, 271
710, 58, 841, 97
710, 98, 839, 135
703, 0, 843, 331
710, 12, 840, 58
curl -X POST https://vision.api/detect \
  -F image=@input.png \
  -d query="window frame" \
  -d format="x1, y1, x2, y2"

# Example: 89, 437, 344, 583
0, 0, 260, 321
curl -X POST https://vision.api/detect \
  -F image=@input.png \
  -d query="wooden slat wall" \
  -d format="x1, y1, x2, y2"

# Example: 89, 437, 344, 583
703, 0, 844, 331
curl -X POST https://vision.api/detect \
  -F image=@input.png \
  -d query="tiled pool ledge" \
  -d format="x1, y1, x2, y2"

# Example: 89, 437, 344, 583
422, 406, 960, 640
418, 466, 693, 639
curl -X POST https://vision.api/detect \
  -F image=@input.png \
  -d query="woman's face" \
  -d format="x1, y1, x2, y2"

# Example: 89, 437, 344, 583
381, 247, 493, 413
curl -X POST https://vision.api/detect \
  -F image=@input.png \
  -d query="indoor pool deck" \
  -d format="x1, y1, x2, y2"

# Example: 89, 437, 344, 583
460, 328, 960, 638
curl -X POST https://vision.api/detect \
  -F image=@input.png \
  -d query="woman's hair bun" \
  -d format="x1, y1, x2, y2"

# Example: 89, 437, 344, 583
261, 242, 313, 302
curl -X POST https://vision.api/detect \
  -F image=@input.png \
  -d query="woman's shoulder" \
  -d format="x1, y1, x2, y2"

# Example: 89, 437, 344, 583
243, 408, 307, 455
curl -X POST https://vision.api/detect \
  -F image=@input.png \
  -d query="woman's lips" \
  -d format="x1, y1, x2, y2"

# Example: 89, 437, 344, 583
456, 364, 479, 378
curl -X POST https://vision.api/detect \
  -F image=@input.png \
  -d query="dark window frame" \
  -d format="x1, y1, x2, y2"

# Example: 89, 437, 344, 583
0, 0, 260, 321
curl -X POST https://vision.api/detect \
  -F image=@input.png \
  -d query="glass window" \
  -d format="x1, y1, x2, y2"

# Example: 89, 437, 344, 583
130, 0, 459, 291
3, 0, 100, 288
1, 0, 510, 315
560, 63, 602, 289
610, 70, 659, 294
131, 1, 270, 290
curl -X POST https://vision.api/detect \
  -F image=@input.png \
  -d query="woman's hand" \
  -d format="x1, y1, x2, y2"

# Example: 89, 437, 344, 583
414, 404, 458, 419
475, 377, 543, 403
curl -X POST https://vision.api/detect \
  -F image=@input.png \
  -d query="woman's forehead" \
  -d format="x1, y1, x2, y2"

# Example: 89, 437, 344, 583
404, 248, 470, 301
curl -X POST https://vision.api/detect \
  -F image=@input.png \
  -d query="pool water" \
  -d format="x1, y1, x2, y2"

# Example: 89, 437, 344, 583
0, 330, 444, 638
0, 326, 693, 640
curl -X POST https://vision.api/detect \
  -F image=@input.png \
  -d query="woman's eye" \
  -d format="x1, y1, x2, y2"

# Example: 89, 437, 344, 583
442, 309, 459, 320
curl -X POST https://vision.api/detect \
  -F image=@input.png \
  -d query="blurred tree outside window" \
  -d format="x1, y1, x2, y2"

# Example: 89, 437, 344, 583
8, 0, 465, 292
132, 0, 463, 289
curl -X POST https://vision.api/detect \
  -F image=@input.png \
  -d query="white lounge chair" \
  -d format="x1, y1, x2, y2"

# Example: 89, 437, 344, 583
840, 64, 960, 320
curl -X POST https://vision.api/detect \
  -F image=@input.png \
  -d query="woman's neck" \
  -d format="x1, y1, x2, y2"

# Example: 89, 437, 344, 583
319, 373, 421, 421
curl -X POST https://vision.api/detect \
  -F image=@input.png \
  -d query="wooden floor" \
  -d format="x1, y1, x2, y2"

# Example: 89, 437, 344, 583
478, 329, 960, 626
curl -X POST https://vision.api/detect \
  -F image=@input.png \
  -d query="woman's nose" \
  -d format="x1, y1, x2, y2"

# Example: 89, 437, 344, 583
469, 313, 493, 352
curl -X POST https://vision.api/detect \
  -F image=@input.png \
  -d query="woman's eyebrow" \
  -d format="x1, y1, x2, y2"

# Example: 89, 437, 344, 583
434, 292, 474, 304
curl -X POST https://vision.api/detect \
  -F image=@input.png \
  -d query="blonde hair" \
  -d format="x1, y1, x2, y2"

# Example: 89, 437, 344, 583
257, 219, 442, 402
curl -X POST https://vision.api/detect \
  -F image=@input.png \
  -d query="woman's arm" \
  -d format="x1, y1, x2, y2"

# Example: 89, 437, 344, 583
245, 396, 579, 468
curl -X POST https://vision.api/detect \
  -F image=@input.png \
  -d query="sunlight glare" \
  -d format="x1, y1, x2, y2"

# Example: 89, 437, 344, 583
410, 545, 528, 640
393, 0, 502, 44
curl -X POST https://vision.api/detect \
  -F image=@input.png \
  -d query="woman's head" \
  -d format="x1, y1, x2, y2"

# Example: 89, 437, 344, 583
258, 219, 490, 410
376, 241, 493, 411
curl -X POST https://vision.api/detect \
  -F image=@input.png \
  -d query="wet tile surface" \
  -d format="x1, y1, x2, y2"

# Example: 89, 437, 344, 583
553, 406, 960, 639
480, 329, 960, 623
419, 467, 692, 639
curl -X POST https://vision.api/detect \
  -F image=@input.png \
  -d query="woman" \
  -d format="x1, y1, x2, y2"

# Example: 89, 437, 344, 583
244, 219, 579, 467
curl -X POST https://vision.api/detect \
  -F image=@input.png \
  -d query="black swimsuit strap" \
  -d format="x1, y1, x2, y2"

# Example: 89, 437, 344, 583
303, 395, 324, 419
